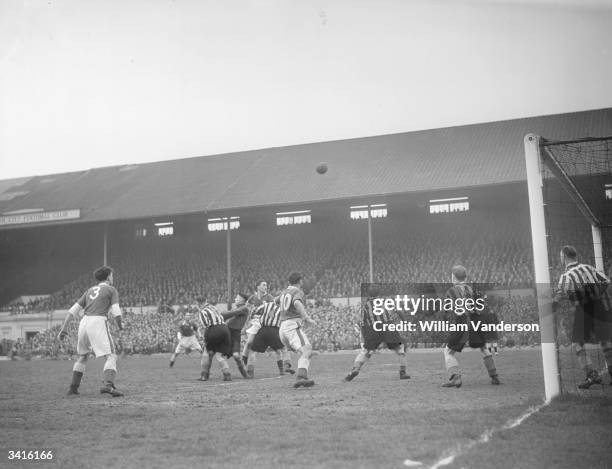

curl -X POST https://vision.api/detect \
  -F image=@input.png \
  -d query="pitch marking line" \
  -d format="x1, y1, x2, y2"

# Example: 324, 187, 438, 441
402, 400, 549, 468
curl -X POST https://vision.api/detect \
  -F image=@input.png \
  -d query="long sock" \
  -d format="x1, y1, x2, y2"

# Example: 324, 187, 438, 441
276, 360, 284, 372
483, 355, 497, 377
103, 369, 116, 386
71, 371, 83, 387
444, 347, 459, 378
71, 361, 86, 388
353, 350, 369, 371
234, 356, 248, 377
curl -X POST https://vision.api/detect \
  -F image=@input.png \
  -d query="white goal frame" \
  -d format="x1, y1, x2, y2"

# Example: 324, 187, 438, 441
524, 134, 607, 402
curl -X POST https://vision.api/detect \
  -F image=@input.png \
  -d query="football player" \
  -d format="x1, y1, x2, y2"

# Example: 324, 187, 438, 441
277, 272, 317, 388
344, 284, 411, 382
57, 266, 124, 397
242, 280, 274, 365
195, 297, 234, 381
246, 301, 289, 377
169, 311, 206, 376
442, 265, 500, 388
222, 292, 250, 378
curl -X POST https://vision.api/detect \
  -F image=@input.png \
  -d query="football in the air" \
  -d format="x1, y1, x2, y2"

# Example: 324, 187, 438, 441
316, 162, 328, 174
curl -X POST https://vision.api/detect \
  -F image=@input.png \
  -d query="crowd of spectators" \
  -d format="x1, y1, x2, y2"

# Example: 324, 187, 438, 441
6, 295, 554, 359
3, 211, 610, 318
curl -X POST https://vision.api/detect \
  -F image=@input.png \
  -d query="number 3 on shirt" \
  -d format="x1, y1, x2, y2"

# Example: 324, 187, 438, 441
89, 286, 101, 300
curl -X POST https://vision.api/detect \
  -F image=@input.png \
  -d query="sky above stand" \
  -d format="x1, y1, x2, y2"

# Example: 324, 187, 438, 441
1, 0, 611, 180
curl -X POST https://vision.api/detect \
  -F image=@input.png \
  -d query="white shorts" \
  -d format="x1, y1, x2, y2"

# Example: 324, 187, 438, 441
174, 335, 203, 354
77, 316, 116, 357
279, 319, 310, 352
245, 317, 262, 336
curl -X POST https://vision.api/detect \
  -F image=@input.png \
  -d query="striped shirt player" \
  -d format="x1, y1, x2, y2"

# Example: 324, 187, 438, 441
252, 302, 284, 351
169, 314, 203, 368
554, 245, 612, 389
196, 299, 234, 381
247, 302, 289, 377
344, 285, 410, 382
57, 266, 124, 397
277, 272, 317, 388
242, 280, 275, 365
441, 266, 500, 388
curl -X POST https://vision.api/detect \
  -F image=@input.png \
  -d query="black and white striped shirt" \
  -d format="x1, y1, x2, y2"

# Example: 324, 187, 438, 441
198, 304, 225, 328
557, 262, 610, 306
259, 302, 282, 328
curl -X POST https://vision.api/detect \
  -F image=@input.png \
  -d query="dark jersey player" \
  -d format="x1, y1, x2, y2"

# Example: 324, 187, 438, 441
442, 265, 500, 388
221, 292, 250, 378
169, 312, 206, 376
344, 285, 410, 382
57, 266, 124, 397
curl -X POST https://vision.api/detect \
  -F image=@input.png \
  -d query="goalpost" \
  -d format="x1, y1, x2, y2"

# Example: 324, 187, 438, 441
524, 133, 612, 402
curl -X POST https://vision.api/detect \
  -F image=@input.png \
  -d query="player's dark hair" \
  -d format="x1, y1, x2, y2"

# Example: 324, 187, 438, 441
288, 272, 302, 285
452, 265, 467, 282
561, 245, 577, 260
94, 266, 113, 282
255, 280, 266, 288
195, 296, 206, 304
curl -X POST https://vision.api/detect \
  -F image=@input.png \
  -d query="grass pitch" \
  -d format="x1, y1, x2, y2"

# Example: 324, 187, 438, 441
1, 349, 610, 469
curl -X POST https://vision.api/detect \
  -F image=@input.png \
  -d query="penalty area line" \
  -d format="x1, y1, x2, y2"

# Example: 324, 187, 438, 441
403, 400, 549, 468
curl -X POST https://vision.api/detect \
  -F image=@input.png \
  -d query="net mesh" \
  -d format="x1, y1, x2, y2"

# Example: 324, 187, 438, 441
540, 136, 612, 394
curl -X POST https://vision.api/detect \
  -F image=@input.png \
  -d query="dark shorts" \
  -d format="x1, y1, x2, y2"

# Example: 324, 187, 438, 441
572, 299, 612, 343
445, 315, 486, 352
204, 325, 232, 358
362, 327, 402, 351
229, 327, 241, 354
251, 326, 284, 353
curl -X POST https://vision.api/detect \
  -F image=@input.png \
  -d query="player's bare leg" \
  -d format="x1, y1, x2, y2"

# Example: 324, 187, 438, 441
344, 349, 370, 382
575, 342, 602, 389
216, 354, 232, 381
100, 354, 123, 397
198, 351, 213, 381
68, 354, 88, 395
480, 347, 500, 385
442, 346, 462, 388
169, 351, 179, 368
293, 344, 315, 388
232, 351, 249, 378
395, 344, 410, 380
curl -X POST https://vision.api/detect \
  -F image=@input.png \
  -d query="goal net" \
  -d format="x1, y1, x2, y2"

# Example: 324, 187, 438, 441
524, 134, 612, 400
